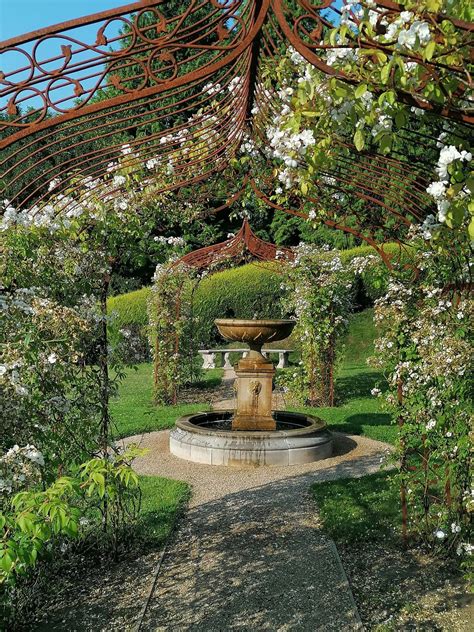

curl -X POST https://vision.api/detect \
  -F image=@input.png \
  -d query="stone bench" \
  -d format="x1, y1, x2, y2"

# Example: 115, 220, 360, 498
198, 348, 292, 370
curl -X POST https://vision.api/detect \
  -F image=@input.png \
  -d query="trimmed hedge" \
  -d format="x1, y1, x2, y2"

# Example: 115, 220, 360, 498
192, 263, 285, 346
107, 287, 150, 327
107, 287, 151, 363
106, 243, 408, 349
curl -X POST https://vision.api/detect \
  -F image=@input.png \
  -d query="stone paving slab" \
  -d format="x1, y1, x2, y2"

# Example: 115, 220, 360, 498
121, 431, 391, 631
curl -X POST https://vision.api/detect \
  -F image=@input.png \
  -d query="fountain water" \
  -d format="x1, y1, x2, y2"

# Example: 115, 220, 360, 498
169, 319, 333, 466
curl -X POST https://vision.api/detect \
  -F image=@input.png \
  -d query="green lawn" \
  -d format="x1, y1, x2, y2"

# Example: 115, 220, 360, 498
110, 364, 222, 438
311, 471, 400, 544
137, 475, 190, 546
292, 366, 395, 444
292, 309, 396, 444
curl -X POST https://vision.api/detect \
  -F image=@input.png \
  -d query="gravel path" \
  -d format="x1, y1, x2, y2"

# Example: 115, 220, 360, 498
120, 431, 392, 630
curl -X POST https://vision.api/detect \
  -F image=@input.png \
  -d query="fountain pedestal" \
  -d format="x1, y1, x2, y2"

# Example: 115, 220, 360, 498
214, 320, 295, 431
233, 360, 275, 431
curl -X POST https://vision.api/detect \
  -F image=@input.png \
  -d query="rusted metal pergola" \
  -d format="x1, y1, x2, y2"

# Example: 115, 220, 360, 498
175, 218, 293, 269
1, 1, 472, 249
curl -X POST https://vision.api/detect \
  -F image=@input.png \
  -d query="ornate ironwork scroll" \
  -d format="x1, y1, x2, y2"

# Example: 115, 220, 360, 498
0, 1, 472, 248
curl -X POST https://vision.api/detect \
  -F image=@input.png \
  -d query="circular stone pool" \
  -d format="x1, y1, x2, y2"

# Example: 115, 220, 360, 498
169, 410, 333, 467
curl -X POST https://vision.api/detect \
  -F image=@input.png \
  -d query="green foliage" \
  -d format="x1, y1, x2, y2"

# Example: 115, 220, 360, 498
291, 309, 397, 445
1, 157, 167, 618
340, 242, 411, 300
1, 448, 142, 597
108, 288, 151, 328
259, 6, 473, 247
343, 309, 377, 364
370, 239, 472, 554
1, 477, 81, 585
148, 266, 202, 404
108, 287, 152, 364
311, 472, 400, 544
279, 246, 354, 406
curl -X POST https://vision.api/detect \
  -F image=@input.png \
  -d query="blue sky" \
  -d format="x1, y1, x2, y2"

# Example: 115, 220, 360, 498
0, 1, 125, 40
1, 1, 127, 110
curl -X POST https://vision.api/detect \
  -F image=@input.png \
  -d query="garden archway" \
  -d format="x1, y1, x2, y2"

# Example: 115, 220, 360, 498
149, 218, 294, 403
1, 0, 472, 580
2, 0, 471, 253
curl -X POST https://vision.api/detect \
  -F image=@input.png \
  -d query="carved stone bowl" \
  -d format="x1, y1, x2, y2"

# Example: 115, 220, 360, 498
214, 318, 295, 350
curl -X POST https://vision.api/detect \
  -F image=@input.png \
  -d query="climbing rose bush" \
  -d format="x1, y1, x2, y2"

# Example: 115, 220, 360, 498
370, 236, 472, 566
148, 261, 201, 404
279, 245, 354, 406
0, 158, 162, 618
253, 1, 473, 243
1, 287, 102, 469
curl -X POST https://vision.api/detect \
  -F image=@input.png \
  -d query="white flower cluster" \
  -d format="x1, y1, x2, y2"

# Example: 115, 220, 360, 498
350, 254, 378, 275
436, 145, 472, 180
203, 81, 221, 96
239, 135, 259, 158
326, 47, 359, 67
457, 542, 473, 556
420, 214, 441, 240
154, 235, 185, 247
425, 144, 472, 224
373, 272, 472, 403
0, 444, 44, 496
146, 157, 160, 170
288, 46, 305, 67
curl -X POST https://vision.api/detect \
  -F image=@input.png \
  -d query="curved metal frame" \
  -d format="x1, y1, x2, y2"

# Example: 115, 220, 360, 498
173, 217, 294, 269
1, 1, 472, 246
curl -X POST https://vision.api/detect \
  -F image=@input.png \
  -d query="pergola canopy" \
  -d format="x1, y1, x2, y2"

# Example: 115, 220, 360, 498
1, 1, 472, 247
174, 217, 293, 269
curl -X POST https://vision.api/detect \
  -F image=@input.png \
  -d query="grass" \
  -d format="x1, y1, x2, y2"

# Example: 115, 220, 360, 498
137, 475, 191, 546
110, 364, 222, 438
344, 307, 378, 363
292, 373, 395, 444
310, 472, 469, 630
311, 471, 400, 544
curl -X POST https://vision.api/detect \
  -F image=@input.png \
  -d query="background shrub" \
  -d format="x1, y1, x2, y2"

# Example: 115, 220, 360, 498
107, 245, 406, 358
107, 287, 150, 328
192, 263, 286, 346
107, 288, 151, 363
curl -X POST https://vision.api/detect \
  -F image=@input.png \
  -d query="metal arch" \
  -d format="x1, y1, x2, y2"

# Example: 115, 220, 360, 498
1, 1, 271, 143
171, 217, 294, 270
247, 178, 395, 268
1, 0, 472, 247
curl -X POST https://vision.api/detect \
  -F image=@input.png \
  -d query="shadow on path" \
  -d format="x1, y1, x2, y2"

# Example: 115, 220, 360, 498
139, 455, 387, 631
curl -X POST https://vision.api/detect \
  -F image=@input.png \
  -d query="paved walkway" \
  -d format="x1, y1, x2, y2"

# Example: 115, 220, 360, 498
122, 431, 392, 631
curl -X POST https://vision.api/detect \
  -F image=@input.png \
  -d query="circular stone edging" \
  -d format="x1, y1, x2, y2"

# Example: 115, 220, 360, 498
169, 410, 333, 467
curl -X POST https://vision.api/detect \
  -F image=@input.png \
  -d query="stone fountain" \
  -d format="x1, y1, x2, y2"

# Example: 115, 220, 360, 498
214, 319, 294, 431
169, 319, 333, 466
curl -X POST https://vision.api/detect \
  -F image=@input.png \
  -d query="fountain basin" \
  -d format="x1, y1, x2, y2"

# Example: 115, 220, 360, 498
214, 318, 295, 347
169, 411, 333, 467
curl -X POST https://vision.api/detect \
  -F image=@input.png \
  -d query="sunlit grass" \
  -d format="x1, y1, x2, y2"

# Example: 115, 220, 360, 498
311, 471, 400, 544
110, 364, 222, 438
137, 475, 190, 546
